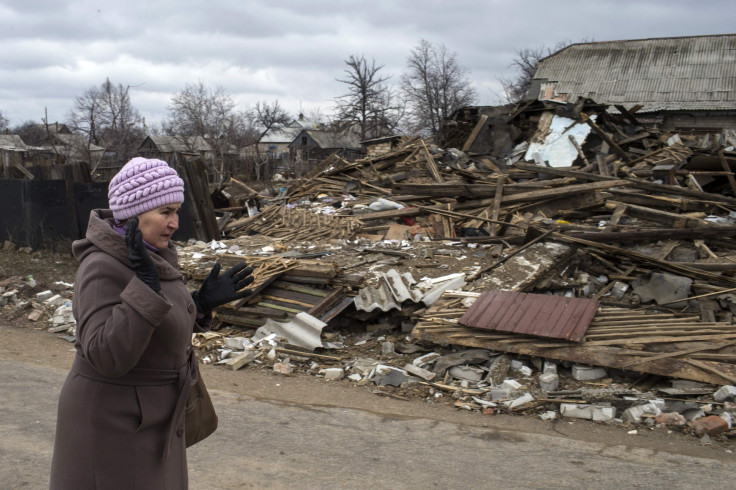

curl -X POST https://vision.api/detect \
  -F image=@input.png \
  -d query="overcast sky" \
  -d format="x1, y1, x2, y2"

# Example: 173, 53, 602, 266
1, 0, 734, 128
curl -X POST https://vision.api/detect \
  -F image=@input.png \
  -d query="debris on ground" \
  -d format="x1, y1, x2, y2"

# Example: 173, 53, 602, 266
4, 97, 736, 445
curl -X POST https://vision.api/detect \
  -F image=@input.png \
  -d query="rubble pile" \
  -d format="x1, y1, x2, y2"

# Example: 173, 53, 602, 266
164, 97, 736, 442
4, 97, 736, 443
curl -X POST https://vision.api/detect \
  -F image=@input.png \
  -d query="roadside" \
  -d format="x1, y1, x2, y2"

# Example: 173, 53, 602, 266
2, 319, 734, 464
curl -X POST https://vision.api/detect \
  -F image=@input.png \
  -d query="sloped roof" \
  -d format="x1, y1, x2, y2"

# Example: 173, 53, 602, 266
261, 126, 302, 144
532, 34, 736, 112
0, 134, 28, 150
32, 122, 71, 135
145, 135, 212, 153
287, 118, 322, 129
303, 130, 361, 149
53, 133, 104, 151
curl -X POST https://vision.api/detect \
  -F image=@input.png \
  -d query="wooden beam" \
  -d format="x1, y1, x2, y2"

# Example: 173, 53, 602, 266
490, 174, 506, 236
461, 114, 488, 152
581, 112, 631, 163
513, 162, 736, 206
11, 161, 35, 180
718, 149, 736, 196
502, 179, 629, 204
604, 200, 709, 228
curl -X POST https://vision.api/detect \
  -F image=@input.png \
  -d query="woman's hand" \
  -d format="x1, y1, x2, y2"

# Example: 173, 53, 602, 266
125, 216, 161, 292
193, 262, 254, 314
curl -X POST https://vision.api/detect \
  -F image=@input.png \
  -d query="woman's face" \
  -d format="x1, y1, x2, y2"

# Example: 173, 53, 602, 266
137, 203, 181, 249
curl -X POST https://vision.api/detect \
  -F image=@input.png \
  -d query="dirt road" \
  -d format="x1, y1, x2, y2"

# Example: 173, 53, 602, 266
2, 322, 735, 489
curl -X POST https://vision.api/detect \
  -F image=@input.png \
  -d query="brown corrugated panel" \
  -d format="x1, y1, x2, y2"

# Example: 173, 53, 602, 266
459, 291, 599, 342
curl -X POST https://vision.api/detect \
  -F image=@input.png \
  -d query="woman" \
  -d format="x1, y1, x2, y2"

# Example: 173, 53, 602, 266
50, 157, 253, 489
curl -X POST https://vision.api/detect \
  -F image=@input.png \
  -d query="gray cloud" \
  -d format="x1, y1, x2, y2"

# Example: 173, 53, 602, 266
1, 0, 734, 126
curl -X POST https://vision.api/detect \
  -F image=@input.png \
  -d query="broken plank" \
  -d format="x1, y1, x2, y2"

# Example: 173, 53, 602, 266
412, 323, 736, 385
581, 113, 631, 162
461, 114, 489, 152
620, 340, 736, 368
502, 180, 630, 204
604, 201, 709, 228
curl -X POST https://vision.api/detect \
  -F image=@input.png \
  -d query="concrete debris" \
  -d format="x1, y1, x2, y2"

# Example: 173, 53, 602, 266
321, 367, 344, 380
433, 350, 495, 377
27, 309, 43, 322
273, 361, 294, 375
538, 373, 560, 392
403, 364, 436, 381
632, 273, 693, 306
655, 412, 687, 427
571, 365, 608, 381
560, 403, 616, 421
448, 365, 485, 382
714, 385, 736, 402
372, 366, 408, 387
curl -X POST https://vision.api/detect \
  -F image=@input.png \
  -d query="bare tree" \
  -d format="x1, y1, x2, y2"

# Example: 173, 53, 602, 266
247, 100, 291, 180
335, 54, 403, 140
303, 107, 330, 128
0, 110, 9, 132
251, 100, 291, 141
165, 81, 244, 176
12, 120, 47, 145
67, 78, 144, 165
499, 40, 579, 103
401, 39, 476, 138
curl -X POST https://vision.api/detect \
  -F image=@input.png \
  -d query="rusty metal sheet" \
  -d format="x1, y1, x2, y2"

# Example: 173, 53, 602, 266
459, 291, 598, 342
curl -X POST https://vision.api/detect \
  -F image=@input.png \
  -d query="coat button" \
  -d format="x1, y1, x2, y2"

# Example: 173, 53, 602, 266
187, 303, 194, 313
177, 426, 184, 437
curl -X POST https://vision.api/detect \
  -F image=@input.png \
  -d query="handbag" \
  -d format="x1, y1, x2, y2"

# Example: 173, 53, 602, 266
185, 359, 218, 447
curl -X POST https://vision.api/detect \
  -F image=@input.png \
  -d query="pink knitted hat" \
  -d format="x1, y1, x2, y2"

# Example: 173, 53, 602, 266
108, 157, 185, 220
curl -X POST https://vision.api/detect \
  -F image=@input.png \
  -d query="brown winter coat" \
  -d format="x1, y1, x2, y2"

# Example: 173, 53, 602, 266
50, 209, 197, 489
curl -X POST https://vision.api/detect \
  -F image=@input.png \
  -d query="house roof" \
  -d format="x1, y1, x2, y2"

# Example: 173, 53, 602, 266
28, 122, 71, 135
0, 134, 28, 150
287, 118, 322, 129
261, 126, 302, 144
360, 135, 402, 145
531, 34, 736, 113
144, 135, 212, 153
53, 133, 104, 151
297, 130, 362, 149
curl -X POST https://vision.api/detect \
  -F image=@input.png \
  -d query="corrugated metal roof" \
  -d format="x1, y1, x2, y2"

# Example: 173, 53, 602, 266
533, 34, 736, 112
458, 291, 599, 342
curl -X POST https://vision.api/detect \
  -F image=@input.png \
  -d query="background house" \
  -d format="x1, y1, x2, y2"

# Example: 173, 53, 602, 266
138, 135, 213, 160
527, 34, 736, 133
289, 129, 363, 171
254, 115, 323, 160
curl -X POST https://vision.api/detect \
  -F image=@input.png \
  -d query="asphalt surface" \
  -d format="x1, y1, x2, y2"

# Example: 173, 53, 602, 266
2, 358, 735, 489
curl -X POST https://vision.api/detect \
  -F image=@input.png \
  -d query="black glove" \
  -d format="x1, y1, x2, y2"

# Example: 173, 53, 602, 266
125, 216, 161, 293
193, 262, 254, 314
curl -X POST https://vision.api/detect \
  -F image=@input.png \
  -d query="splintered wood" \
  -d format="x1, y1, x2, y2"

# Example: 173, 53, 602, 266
413, 297, 736, 385
192, 255, 298, 292
231, 205, 363, 241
